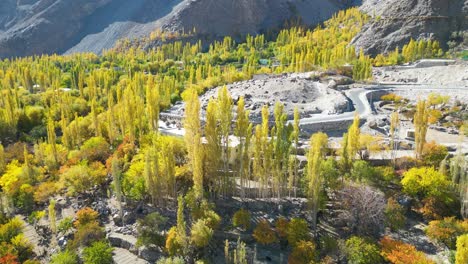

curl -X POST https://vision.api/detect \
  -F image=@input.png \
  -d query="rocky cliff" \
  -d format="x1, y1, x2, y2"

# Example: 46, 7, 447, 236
351, 0, 468, 56
0, 0, 358, 58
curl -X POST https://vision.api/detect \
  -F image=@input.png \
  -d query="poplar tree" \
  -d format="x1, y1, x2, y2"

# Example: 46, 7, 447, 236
306, 132, 328, 230
347, 113, 360, 161
0, 144, 5, 173
176, 196, 188, 253
235, 97, 251, 198
49, 199, 57, 234
390, 111, 400, 164
217, 86, 233, 196
112, 158, 124, 225
183, 88, 201, 169
414, 100, 428, 158
288, 107, 300, 197
47, 116, 58, 165
146, 76, 160, 131
205, 98, 221, 194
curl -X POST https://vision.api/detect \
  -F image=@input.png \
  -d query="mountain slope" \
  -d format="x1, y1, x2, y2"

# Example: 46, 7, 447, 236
0, 0, 358, 58
351, 0, 468, 56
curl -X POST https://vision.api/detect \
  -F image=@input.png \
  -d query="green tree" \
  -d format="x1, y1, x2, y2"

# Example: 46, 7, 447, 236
287, 218, 310, 246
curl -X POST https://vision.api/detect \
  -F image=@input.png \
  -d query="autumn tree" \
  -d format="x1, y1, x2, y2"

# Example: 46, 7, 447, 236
306, 132, 328, 229
414, 100, 429, 158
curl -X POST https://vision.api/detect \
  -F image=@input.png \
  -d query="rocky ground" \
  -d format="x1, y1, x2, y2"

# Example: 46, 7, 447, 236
168, 72, 350, 124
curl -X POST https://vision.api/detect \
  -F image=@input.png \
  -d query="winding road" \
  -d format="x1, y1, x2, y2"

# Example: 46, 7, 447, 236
159, 83, 468, 137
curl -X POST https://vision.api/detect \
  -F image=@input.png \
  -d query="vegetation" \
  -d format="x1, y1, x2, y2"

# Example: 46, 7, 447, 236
0, 5, 460, 264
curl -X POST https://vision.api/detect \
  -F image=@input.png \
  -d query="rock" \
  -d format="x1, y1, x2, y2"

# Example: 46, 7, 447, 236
138, 246, 162, 262
352, 0, 468, 56
327, 80, 338, 89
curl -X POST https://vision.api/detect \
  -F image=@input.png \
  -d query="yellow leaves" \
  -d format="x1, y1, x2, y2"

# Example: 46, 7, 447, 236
0, 160, 23, 195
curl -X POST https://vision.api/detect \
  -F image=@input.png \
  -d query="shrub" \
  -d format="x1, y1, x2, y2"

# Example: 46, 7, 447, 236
78, 137, 111, 162
82, 241, 113, 264
190, 219, 213, 248
351, 160, 376, 182
136, 212, 167, 248
380, 236, 434, 264
288, 240, 317, 264
419, 197, 453, 221
253, 219, 277, 245
27, 211, 45, 225
385, 198, 406, 231
381, 93, 403, 103
33, 182, 57, 204
274, 217, 289, 239
74, 207, 99, 228
9, 234, 34, 262
426, 217, 468, 249
287, 218, 310, 246
455, 234, 468, 264
0, 217, 23, 243
60, 162, 106, 195
422, 142, 448, 167
166, 227, 181, 256
156, 257, 185, 264
401, 167, 452, 202
50, 250, 78, 264
345, 236, 382, 264
57, 217, 74, 234
232, 209, 251, 231
70, 221, 104, 248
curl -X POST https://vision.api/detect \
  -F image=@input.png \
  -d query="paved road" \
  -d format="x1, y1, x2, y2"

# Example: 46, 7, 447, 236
159, 83, 467, 136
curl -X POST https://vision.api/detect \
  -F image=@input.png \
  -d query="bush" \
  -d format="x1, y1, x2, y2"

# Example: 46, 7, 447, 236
9, 234, 34, 262
287, 218, 310, 246
455, 234, 468, 264
401, 167, 452, 202
426, 217, 468, 249
58, 217, 74, 234
345, 236, 382, 264
156, 256, 185, 264
351, 160, 376, 182
422, 142, 448, 167
82, 241, 113, 264
288, 240, 317, 264
232, 209, 251, 231
380, 236, 434, 264
60, 162, 106, 195
274, 217, 289, 239
253, 219, 277, 245
385, 198, 406, 231
33, 182, 57, 204
27, 211, 45, 225
190, 219, 213, 248
50, 250, 78, 264
381, 93, 404, 103
136, 212, 167, 248
70, 221, 104, 248
0, 217, 24, 243
78, 137, 111, 163
419, 197, 454, 221
166, 227, 181, 256
74, 207, 99, 228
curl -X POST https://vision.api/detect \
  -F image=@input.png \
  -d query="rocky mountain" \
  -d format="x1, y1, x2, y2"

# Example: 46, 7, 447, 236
0, 0, 359, 58
352, 0, 468, 56
1, 0, 465, 59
